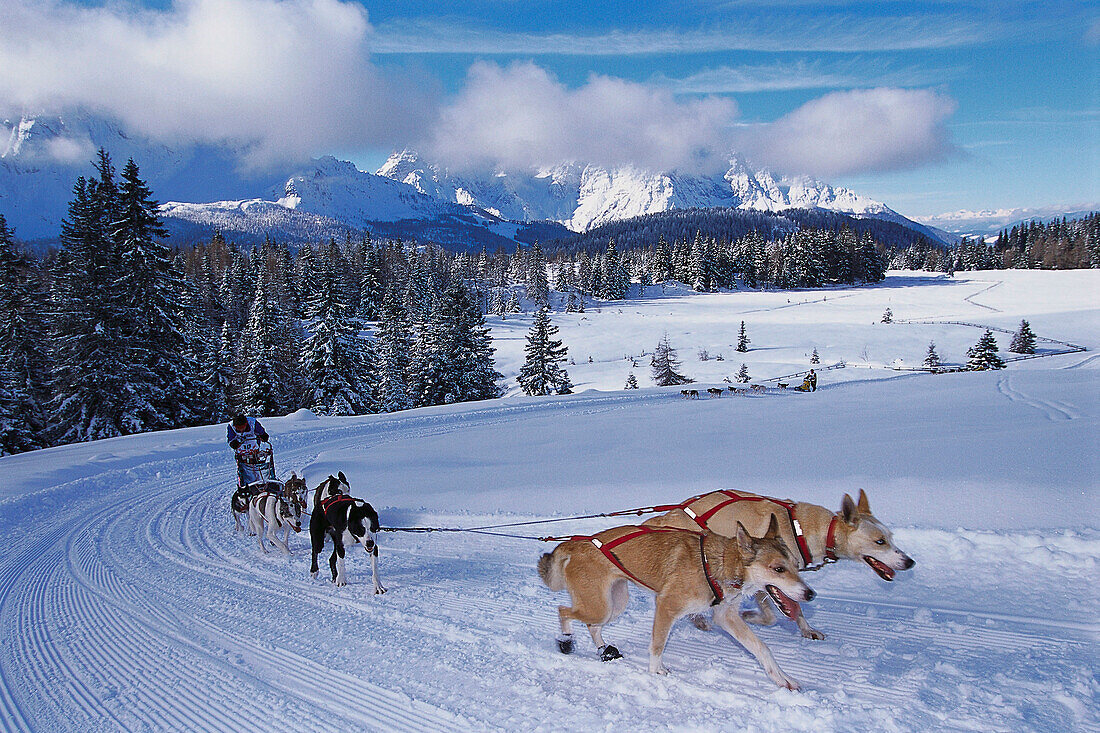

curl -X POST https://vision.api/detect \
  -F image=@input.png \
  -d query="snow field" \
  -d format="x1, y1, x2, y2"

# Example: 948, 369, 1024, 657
0, 269, 1095, 731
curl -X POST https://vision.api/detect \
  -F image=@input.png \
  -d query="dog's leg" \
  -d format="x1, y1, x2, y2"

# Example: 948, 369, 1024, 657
793, 609, 826, 640
267, 514, 290, 555
558, 581, 618, 660
648, 595, 681, 674
331, 542, 347, 586
742, 590, 777, 626
249, 507, 268, 553
714, 603, 800, 691
365, 537, 386, 594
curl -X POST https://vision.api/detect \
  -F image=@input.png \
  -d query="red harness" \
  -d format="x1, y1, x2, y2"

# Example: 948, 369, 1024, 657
320, 494, 355, 517
569, 526, 732, 606
678, 490, 839, 570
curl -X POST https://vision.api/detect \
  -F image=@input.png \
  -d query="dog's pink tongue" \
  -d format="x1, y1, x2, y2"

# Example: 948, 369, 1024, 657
782, 596, 802, 620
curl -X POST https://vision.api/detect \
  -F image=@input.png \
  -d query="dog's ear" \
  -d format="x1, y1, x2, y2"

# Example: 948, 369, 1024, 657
857, 488, 871, 515
841, 493, 859, 526
763, 514, 780, 540
338, 471, 347, 484
735, 522, 753, 554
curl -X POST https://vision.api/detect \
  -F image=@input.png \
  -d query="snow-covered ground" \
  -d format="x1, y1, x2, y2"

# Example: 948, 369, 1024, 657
0, 271, 1095, 731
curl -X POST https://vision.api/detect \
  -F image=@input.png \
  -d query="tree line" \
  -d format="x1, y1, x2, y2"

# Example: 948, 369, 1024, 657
889, 213, 1100, 272
0, 149, 896, 455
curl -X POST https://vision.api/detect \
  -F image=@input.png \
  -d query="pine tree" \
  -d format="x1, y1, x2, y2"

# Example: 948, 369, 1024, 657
374, 291, 412, 413
810, 347, 820, 364
624, 373, 639, 390
0, 215, 47, 453
651, 333, 692, 386
1009, 319, 1037, 354
517, 308, 572, 396
736, 320, 750, 352
301, 243, 372, 416
242, 274, 299, 415
411, 284, 501, 406
736, 363, 750, 383
966, 330, 1006, 370
113, 157, 204, 430
526, 241, 549, 307
881, 307, 893, 323
923, 341, 942, 369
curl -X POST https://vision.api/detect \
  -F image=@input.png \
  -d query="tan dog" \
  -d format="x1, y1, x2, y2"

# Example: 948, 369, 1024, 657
644, 489, 914, 639
538, 517, 814, 690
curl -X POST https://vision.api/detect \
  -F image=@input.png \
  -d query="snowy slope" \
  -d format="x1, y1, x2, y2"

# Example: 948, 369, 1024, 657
377, 150, 949, 242
0, 270, 1096, 731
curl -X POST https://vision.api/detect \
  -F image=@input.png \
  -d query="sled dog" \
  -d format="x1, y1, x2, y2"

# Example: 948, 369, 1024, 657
644, 488, 914, 639
538, 516, 813, 690
248, 492, 302, 554
309, 472, 386, 593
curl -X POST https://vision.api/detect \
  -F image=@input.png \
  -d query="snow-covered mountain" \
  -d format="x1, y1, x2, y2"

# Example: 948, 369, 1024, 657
2, 112, 948, 247
916, 205, 1099, 240
376, 150, 949, 243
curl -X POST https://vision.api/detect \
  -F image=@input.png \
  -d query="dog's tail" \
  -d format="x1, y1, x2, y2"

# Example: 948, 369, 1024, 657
538, 547, 568, 591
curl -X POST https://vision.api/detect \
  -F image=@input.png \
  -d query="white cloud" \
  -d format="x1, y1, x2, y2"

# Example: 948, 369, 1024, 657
422, 61, 738, 173
740, 88, 958, 177
660, 60, 955, 94
0, 0, 431, 168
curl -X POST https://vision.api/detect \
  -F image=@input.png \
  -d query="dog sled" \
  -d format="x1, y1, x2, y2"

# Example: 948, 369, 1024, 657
235, 441, 284, 497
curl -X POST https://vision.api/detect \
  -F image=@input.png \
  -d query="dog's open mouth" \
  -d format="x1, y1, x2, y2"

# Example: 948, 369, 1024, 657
766, 585, 802, 620
864, 556, 896, 581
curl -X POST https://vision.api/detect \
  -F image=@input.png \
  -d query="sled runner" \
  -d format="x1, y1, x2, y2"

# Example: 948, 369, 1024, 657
235, 442, 284, 498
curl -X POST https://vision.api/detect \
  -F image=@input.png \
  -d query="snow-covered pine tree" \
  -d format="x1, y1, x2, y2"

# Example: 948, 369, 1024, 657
50, 151, 133, 443
204, 320, 236, 420
810, 347, 820, 364
517, 307, 572, 396
736, 320, 750, 352
241, 273, 298, 415
565, 291, 578, 313
113, 157, 205, 430
1009, 319, 1037, 354
526, 241, 549, 307
374, 291, 412, 413
300, 239, 372, 416
506, 289, 521, 313
603, 239, 630, 300
411, 284, 502, 406
881, 307, 893, 323
651, 333, 692, 386
736, 363, 750, 383
625, 373, 639, 390
923, 341, 942, 369
0, 215, 47, 453
966, 330, 1006, 370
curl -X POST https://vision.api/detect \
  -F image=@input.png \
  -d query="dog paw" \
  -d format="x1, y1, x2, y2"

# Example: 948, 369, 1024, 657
775, 675, 801, 692
801, 628, 826, 641
649, 663, 669, 675
557, 635, 574, 655
689, 614, 711, 632
598, 645, 623, 662
374, 585, 387, 595
310, 570, 318, 579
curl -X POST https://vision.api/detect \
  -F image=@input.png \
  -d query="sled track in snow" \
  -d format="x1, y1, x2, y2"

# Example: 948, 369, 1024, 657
0, 388, 1096, 730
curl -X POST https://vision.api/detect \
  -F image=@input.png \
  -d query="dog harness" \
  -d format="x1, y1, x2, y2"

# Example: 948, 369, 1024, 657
677, 490, 840, 571
320, 494, 355, 521
568, 526, 733, 606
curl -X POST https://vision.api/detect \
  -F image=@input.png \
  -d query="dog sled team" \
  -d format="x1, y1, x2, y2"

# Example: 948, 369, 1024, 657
539, 487, 913, 690
226, 416, 386, 594
225, 415, 913, 691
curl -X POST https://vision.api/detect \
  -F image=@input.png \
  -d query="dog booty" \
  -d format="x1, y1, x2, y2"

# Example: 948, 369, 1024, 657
556, 634, 574, 655
598, 645, 622, 662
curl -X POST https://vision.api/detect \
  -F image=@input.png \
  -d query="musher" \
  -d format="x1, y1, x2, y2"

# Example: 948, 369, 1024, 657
228, 415, 270, 489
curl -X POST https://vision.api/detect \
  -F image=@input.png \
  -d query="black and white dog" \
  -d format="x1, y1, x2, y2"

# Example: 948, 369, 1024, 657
309, 472, 386, 593
249, 491, 302, 554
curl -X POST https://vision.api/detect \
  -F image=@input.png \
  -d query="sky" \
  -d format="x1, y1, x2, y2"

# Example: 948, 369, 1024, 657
1, 0, 1097, 219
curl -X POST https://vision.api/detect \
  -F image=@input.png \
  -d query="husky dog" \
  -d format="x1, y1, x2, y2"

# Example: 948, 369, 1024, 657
231, 486, 253, 533
645, 488, 914, 639
309, 473, 386, 593
248, 492, 302, 554
539, 516, 814, 690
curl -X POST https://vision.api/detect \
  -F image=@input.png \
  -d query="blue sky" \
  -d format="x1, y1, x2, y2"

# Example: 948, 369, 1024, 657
4, 0, 1098, 218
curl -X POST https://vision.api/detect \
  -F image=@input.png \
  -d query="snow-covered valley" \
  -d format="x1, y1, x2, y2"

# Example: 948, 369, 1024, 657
0, 270, 1095, 731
